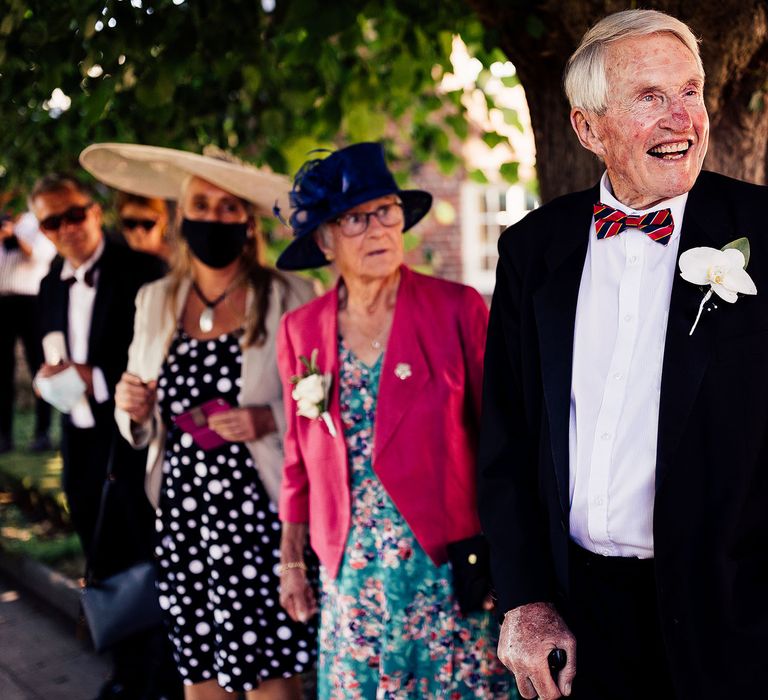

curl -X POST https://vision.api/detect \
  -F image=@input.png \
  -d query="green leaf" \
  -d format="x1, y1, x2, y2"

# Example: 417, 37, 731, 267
342, 103, 387, 142
501, 74, 520, 88
241, 65, 262, 93
282, 135, 333, 177
390, 49, 416, 91
501, 107, 524, 132
500, 161, 519, 184
721, 237, 751, 267
445, 114, 468, 140
469, 169, 489, 184
482, 131, 508, 148
436, 149, 460, 174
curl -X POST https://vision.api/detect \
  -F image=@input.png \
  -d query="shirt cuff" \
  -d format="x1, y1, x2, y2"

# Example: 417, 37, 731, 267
91, 367, 109, 404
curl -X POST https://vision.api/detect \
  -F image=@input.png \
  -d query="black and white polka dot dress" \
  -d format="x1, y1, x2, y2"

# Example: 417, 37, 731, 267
154, 328, 316, 692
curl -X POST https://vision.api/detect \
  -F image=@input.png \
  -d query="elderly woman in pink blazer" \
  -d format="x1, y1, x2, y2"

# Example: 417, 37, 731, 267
275, 143, 516, 698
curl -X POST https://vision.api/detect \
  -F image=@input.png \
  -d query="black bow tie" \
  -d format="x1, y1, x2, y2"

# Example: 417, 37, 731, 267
63, 256, 101, 288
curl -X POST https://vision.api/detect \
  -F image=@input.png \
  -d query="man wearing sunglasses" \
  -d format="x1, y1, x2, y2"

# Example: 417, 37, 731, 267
30, 174, 178, 700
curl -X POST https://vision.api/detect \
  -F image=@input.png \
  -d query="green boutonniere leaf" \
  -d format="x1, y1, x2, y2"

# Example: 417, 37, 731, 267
721, 237, 750, 268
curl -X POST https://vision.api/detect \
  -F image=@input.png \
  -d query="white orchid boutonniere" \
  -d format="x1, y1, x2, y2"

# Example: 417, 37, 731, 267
679, 237, 757, 336
290, 349, 337, 437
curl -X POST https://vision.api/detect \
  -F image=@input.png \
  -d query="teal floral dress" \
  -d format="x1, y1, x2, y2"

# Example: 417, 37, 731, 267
317, 339, 516, 699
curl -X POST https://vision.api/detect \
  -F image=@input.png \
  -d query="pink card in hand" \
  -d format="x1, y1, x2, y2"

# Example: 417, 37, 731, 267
172, 397, 232, 450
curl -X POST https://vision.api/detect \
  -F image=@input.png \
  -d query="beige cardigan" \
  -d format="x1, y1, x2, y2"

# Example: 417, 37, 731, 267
115, 272, 314, 509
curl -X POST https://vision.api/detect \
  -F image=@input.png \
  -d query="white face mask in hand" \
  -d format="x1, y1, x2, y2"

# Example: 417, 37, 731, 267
34, 366, 87, 414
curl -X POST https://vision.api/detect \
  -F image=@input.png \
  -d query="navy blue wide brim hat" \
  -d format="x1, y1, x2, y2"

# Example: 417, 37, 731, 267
275, 142, 432, 270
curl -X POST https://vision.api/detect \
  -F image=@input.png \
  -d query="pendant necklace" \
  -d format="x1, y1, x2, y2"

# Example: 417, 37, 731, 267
192, 281, 236, 333
366, 319, 391, 351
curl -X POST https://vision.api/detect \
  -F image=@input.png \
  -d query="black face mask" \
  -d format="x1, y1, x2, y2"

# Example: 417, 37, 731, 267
181, 218, 248, 268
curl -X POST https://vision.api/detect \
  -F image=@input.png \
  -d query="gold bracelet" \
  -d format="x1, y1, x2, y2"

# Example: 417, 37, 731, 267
278, 561, 307, 574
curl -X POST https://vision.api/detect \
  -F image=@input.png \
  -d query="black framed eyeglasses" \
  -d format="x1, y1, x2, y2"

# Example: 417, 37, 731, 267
39, 203, 94, 232
331, 202, 404, 237
121, 217, 158, 231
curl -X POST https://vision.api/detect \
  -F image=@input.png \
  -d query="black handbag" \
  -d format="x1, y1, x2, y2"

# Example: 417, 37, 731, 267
80, 443, 163, 652
446, 533, 493, 616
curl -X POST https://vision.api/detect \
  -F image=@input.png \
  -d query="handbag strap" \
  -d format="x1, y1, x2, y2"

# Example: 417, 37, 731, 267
84, 434, 118, 585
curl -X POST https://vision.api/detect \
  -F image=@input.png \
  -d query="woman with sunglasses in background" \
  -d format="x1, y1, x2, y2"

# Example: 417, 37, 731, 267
275, 143, 517, 698
116, 192, 173, 264
83, 144, 318, 700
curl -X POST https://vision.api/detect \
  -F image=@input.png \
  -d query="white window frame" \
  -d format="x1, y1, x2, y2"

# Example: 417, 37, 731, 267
460, 181, 538, 295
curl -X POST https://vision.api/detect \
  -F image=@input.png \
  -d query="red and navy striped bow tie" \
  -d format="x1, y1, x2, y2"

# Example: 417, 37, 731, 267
593, 203, 675, 246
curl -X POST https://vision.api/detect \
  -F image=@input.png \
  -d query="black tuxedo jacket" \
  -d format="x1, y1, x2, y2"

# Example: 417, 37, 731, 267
39, 239, 164, 426
478, 171, 768, 697
38, 239, 163, 575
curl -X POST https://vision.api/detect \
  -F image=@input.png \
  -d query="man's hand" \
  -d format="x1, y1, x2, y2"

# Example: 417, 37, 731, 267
207, 406, 276, 443
115, 372, 157, 424
498, 601, 577, 699
37, 361, 94, 395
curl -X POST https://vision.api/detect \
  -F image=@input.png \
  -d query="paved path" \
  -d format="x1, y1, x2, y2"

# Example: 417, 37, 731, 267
0, 571, 110, 700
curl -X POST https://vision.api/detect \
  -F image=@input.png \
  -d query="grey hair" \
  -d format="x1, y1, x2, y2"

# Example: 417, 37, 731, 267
564, 9, 704, 115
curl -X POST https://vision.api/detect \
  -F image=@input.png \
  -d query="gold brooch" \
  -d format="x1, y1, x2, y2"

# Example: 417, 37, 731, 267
394, 363, 412, 380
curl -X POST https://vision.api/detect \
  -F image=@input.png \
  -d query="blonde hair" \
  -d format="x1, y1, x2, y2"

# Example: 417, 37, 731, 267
564, 9, 704, 115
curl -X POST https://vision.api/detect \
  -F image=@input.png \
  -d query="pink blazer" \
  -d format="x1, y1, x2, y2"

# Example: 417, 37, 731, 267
277, 265, 489, 578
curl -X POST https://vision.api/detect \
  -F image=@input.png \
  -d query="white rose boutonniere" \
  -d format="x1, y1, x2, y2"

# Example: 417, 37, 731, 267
290, 349, 337, 437
679, 237, 757, 336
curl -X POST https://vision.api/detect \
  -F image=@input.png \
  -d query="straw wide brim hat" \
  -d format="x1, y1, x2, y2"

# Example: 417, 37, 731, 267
79, 143, 290, 217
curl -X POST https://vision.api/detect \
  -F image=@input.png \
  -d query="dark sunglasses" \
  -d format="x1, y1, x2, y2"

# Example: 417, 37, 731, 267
121, 217, 158, 231
39, 203, 93, 232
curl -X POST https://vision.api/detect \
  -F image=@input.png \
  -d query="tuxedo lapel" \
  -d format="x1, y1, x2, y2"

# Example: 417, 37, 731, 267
655, 180, 731, 488
46, 260, 73, 358
374, 267, 431, 461
533, 188, 596, 516
87, 241, 114, 365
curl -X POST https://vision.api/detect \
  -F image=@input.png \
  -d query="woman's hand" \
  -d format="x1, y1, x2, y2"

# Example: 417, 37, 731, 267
279, 568, 317, 623
115, 372, 157, 424
207, 406, 276, 443
278, 522, 316, 622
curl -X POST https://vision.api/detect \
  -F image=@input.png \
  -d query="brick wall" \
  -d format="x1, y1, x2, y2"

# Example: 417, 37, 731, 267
403, 162, 465, 283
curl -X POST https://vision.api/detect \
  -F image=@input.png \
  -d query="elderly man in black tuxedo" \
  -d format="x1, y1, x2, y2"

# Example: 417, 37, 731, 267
31, 174, 179, 700
479, 9, 768, 700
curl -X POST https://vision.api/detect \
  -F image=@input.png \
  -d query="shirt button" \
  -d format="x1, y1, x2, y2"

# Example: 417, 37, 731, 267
593, 496, 604, 506
613, 372, 623, 380
624, 314, 633, 322
629, 255, 638, 264
598, 547, 611, 556
601, 432, 611, 441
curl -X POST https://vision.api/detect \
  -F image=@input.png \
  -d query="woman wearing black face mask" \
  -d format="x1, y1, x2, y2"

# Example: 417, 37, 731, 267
82, 144, 317, 700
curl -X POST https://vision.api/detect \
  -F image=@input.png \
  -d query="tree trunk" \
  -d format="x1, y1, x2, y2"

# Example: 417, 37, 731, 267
468, 0, 768, 202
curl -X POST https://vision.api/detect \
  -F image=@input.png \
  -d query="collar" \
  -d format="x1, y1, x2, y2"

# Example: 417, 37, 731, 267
600, 171, 689, 242
60, 237, 105, 283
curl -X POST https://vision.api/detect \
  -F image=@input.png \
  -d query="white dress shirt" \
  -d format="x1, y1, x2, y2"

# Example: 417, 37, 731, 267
0, 212, 56, 295
60, 238, 109, 428
568, 172, 689, 558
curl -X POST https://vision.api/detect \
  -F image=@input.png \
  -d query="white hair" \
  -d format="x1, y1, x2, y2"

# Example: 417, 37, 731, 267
564, 9, 704, 115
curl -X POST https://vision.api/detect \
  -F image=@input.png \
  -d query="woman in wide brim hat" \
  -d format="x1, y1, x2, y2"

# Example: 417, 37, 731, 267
275, 142, 516, 697
84, 143, 318, 700
80, 142, 290, 216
